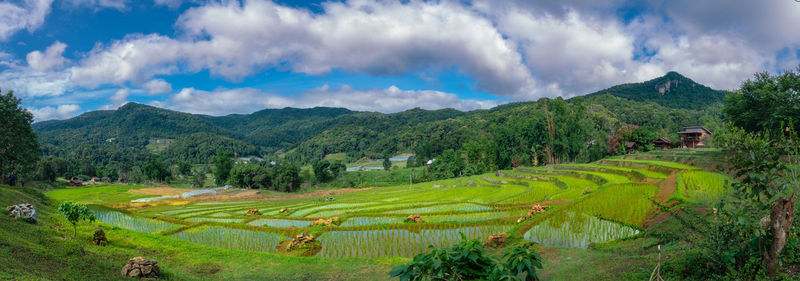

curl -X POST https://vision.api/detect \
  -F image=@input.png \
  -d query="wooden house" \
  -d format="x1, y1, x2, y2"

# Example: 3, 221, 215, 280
625, 142, 638, 153
678, 126, 712, 148
653, 137, 672, 149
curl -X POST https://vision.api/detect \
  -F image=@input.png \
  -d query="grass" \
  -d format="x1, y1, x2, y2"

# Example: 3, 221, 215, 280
46, 184, 153, 204
675, 170, 731, 203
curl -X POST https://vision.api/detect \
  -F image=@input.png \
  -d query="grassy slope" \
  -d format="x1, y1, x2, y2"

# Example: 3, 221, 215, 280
0, 185, 399, 280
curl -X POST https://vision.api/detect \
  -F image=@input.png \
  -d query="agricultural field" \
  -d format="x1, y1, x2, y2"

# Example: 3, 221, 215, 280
37, 151, 732, 280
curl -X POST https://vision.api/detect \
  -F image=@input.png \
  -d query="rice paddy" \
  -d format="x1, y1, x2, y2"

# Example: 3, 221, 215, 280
76, 152, 727, 259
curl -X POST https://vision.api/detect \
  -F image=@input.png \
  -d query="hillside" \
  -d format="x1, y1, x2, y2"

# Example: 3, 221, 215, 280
584, 71, 726, 110
33, 72, 724, 169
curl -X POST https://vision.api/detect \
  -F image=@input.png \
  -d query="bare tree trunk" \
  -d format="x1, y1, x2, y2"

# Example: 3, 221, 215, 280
764, 193, 795, 276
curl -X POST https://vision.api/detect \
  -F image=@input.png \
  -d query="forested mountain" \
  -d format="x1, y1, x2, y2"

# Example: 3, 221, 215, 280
585, 71, 726, 110
33, 72, 726, 175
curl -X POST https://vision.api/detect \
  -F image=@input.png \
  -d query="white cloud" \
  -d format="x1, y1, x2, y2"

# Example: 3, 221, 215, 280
0, 0, 53, 41
154, 0, 182, 9
62, 0, 128, 10
0, 69, 74, 98
26, 41, 68, 71
110, 88, 129, 103
70, 0, 536, 98
155, 85, 501, 116
142, 78, 172, 94
28, 104, 81, 122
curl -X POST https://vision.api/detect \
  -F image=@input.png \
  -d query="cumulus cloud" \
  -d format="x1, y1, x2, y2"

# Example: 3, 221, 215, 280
0, 69, 74, 98
26, 41, 69, 71
0, 0, 53, 41
28, 104, 81, 122
69, 0, 536, 98
154, 0, 182, 9
142, 78, 172, 94
154, 85, 501, 116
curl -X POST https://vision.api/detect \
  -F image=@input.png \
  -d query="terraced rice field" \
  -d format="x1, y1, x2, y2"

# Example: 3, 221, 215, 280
81, 152, 728, 259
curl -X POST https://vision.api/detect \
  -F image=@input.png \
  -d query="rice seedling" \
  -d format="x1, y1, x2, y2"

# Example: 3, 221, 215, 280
247, 218, 314, 228
384, 203, 493, 215
316, 225, 513, 258
566, 183, 657, 226
170, 225, 286, 253
339, 217, 407, 227
605, 159, 700, 170
523, 212, 639, 249
186, 217, 244, 224
676, 171, 731, 202
91, 208, 182, 233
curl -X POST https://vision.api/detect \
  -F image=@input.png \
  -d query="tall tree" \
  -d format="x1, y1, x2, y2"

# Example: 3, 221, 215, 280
213, 151, 234, 185
0, 89, 40, 185
724, 68, 800, 135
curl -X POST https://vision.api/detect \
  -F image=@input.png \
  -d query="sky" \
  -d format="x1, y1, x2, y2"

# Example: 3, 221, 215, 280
1, 0, 799, 122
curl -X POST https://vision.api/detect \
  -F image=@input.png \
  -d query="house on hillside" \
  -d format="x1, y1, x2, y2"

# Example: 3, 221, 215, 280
69, 177, 83, 186
678, 126, 712, 148
625, 142, 638, 153
653, 137, 672, 149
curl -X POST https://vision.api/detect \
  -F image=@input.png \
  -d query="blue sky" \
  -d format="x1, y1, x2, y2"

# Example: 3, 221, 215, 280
1, 0, 799, 121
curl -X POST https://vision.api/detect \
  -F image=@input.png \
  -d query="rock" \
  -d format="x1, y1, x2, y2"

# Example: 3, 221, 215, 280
405, 214, 423, 223
93, 229, 108, 246
311, 217, 340, 226
279, 208, 289, 213
120, 257, 160, 278
483, 233, 508, 248
245, 209, 262, 216
6, 203, 36, 223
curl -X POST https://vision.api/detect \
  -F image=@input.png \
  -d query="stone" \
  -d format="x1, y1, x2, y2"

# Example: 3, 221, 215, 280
483, 233, 508, 248
279, 208, 289, 213
405, 214, 423, 223
120, 257, 160, 278
311, 217, 339, 226
245, 209, 262, 216
6, 203, 36, 223
93, 229, 108, 246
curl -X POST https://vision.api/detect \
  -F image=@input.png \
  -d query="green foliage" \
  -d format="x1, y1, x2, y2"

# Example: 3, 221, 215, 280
163, 132, 260, 164
724, 68, 800, 135
228, 164, 271, 189
0, 89, 40, 185
178, 161, 192, 176
585, 71, 726, 110
57, 201, 96, 238
142, 158, 171, 183
389, 236, 543, 281
274, 161, 300, 192
214, 151, 234, 185
383, 156, 392, 172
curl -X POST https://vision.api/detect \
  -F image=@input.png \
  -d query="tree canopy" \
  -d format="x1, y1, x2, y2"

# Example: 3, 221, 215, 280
0, 89, 40, 185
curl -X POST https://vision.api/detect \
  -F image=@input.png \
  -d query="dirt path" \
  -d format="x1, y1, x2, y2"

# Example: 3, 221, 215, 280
654, 171, 678, 203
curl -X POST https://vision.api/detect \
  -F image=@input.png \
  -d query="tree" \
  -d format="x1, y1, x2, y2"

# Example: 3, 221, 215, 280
724, 68, 800, 135
383, 155, 392, 172
229, 164, 270, 189
191, 171, 205, 188
178, 161, 192, 176
142, 158, 171, 183
128, 166, 145, 183
79, 160, 97, 177
0, 89, 40, 185
214, 151, 234, 185
274, 161, 300, 192
313, 160, 332, 183
57, 202, 96, 239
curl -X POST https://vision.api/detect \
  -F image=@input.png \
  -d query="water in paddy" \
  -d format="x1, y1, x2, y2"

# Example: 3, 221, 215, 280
170, 226, 286, 253
247, 218, 313, 228
523, 212, 639, 249
91, 207, 182, 233
316, 224, 513, 258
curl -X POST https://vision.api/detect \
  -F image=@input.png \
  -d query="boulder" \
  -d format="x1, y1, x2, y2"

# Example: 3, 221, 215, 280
6, 203, 36, 223
120, 257, 160, 278
311, 217, 340, 227
483, 233, 508, 248
405, 214, 423, 223
93, 229, 108, 246
245, 209, 262, 216
279, 208, 289, 213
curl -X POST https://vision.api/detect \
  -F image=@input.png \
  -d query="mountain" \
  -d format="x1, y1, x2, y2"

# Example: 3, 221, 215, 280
33, 72, 725, 169
584, 71, 726, 110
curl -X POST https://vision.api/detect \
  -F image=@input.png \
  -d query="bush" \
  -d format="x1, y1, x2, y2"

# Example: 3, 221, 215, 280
389, 234, 542, 281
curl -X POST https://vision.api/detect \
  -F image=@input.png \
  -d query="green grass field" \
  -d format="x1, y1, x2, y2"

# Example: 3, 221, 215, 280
2, 150, 734, 280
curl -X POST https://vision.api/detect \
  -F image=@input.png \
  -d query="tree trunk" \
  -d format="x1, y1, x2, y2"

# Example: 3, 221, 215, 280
764, 193, 795, 276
